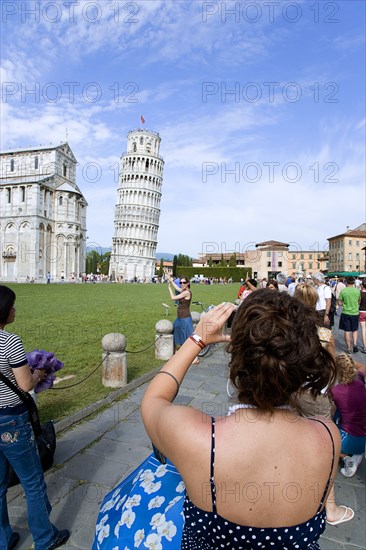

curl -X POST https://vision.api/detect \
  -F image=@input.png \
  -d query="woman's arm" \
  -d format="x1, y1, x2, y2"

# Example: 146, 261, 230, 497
164, 269, 184, 293
168, 279, 182, 293
169, 289, 189, 301
245, 274, 257, 292
13, 364, 47, 392
328, 334, 336, 356
141, 302, 235, 456
354, 360, 366, 377
168, 283, 188, 301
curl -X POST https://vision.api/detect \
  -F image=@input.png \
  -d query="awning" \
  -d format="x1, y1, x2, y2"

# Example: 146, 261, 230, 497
327, 272, 366, 277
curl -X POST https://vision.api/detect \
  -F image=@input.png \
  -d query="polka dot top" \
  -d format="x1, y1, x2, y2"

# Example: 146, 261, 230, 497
181, 417, 334, 550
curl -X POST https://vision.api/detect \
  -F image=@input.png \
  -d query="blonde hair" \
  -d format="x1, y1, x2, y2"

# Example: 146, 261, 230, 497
294, 282, 318, 309
335, 354, 357, 384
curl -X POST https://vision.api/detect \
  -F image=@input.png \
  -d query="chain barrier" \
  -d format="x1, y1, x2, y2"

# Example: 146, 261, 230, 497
126, 334, 162, 354
50, 353, 109, 390
50, 335, 162, 390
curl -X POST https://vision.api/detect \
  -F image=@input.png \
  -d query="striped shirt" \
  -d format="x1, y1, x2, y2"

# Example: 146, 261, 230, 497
0, 329, 28, 408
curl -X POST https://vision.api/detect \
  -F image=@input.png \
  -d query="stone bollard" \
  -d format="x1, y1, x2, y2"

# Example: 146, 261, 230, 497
191, 311, 201, 331
155, 320, 174, 360
102, 333, 127, 387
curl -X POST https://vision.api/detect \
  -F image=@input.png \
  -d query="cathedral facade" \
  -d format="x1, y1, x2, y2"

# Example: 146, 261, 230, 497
109, 129, 164, 281
0, 143, 87, 282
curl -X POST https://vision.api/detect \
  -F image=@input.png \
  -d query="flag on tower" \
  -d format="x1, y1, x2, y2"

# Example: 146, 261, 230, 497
140, 115, 145, 124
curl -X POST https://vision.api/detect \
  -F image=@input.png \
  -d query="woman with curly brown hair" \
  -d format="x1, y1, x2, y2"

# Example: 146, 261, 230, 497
330, 354, 366, 478
141, 289, 341, 549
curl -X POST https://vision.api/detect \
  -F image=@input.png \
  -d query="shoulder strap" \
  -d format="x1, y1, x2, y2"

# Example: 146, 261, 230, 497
307, 418, 335, 512
0, 371, 41, 435
0, 370, 30, 403
210, 416, 217, 514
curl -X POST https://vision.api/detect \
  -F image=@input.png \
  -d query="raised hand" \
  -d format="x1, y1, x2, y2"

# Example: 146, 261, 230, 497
194, 302, 236, 345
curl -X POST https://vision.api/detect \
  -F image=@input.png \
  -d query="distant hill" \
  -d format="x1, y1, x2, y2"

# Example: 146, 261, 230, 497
86, 246, 112, 254
86, 247, 175, 260
156, 252, 175, 260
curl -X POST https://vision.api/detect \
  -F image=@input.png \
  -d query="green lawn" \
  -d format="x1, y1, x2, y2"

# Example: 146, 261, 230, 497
6, 282, 238, 422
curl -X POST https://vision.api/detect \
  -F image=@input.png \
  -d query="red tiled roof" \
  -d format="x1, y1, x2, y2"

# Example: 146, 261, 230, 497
328, 230, 366, 240
255, 240, 289, 248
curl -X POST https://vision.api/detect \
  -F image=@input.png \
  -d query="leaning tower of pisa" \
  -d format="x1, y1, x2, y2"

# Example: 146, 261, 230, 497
109, 129, 164, 281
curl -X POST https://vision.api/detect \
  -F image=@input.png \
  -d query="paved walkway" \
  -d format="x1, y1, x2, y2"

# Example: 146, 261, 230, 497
7, 319, 366, 550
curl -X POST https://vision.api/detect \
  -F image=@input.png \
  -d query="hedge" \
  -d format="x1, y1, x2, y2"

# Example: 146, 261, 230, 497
176, 267, 251, 282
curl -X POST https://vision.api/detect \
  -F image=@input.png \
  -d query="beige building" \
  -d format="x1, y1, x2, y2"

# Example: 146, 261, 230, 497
328, 223, 366, 274
155, 260, 173, 276
247, 240, 290, 279
197, 240, 327, 280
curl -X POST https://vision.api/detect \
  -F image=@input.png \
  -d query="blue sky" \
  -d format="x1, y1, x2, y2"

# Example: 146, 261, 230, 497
1, 0, 365, 258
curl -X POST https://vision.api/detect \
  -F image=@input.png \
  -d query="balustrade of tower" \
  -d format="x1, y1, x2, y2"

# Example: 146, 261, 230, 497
112, 238, 157, 259
114, 204, 160, 225
117, 189, 161, 210
120, 173, 162, 193
113, 222, 158, 241
122, 155, 163, 177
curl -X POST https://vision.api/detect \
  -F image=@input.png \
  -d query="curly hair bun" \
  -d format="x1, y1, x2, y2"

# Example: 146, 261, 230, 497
228, 289, 337, 412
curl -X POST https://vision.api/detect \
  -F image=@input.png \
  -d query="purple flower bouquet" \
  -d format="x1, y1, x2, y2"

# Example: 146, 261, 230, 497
26, 349, 64, 393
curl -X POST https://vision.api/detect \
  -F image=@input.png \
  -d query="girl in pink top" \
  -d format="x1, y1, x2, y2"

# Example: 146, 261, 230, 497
331, 354, 366, 477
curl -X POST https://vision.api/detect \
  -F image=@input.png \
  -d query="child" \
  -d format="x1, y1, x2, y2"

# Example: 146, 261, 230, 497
331, 354, 366, 477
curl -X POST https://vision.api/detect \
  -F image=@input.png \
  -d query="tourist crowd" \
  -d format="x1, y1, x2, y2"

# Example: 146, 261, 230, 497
1, 269, 365, 549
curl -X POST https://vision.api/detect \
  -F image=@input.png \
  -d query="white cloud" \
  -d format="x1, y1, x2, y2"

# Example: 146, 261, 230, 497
1, 0, 364, 257
0, 101, 113, 150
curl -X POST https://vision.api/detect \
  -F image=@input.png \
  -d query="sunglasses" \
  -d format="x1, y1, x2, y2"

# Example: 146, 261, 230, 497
181, 281, 188, 284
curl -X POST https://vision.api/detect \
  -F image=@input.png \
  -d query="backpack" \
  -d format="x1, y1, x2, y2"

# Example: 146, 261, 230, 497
329, 289, 337, 327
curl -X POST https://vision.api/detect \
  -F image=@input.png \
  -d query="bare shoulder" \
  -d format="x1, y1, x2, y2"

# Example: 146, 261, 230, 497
299, 416, 341, 457
155, 405, 213, 465
213, 410, 341, 459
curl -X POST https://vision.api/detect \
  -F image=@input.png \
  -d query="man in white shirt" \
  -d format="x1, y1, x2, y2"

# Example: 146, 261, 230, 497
313, 273, 332, 327
334, 278, 346, 299
276, 272, 289, 293
288, 277, 298, 296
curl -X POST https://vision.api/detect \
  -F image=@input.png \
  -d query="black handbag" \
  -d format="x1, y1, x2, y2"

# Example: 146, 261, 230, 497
0, 372, 56, 487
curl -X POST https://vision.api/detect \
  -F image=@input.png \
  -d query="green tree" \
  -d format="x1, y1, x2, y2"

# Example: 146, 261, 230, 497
220, 254, 226, 267
158, 258, 164, 277
99, 252, 111, 275
85, 250, 110, 275
229, 253, 237, 267
208, 256, 213, 267
86, 250, 99, 273
176, 253, 193, 267
173, 255, 178, 277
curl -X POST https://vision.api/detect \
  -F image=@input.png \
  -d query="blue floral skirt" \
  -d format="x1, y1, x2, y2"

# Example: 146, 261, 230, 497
92, 453, 185, 549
